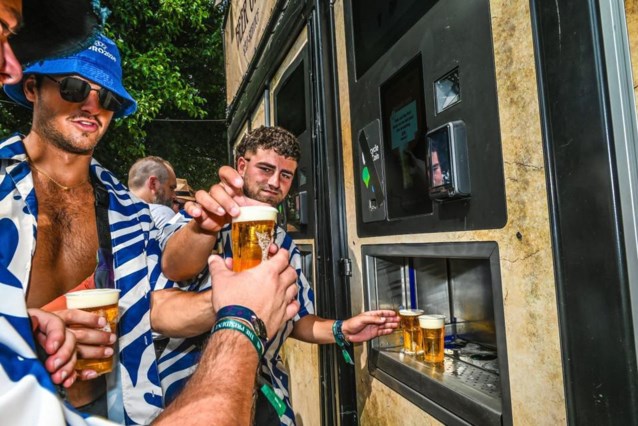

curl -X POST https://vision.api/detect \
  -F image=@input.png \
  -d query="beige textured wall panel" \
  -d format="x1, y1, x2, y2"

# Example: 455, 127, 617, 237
224, 0, 278, 104
281, 339, 321, 426
333, 0, 566, 424
357, 363, 443, 426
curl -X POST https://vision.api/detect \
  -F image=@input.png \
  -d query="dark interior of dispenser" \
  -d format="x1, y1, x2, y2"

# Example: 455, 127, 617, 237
376, 255, 497, 361
367, 245, 510, 425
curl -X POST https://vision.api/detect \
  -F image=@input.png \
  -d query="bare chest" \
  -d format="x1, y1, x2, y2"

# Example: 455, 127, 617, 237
27, 182, 99, 308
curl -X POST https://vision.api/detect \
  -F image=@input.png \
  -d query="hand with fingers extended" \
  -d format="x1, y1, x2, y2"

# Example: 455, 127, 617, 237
186, 166, 269, 234
341, 310, 401, 343
208, 245, 300, 339
52, 308, 117, 380
28, 308, 78, 388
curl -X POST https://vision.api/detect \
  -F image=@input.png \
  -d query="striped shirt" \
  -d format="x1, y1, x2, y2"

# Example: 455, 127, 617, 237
0, 134, 193, 425
220, 224, 315, 426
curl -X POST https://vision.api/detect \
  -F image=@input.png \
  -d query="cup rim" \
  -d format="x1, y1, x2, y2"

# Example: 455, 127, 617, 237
65, 288, 121, 297
232, 205, 279, 223
65, 288, 120, 309
399, 308, 425, 316
418, 314, 446, 328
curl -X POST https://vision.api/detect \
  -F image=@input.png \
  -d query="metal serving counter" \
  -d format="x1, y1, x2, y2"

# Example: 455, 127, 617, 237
363, 242, 511, 425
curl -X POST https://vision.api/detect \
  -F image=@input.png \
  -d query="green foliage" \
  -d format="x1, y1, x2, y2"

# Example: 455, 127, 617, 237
0, 0, 228, 191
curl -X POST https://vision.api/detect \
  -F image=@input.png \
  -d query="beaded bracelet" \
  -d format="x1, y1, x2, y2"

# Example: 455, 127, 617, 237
213, 318, 264, 357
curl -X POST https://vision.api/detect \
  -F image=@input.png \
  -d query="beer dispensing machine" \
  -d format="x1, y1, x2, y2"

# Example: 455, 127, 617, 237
345, 0, 512, 424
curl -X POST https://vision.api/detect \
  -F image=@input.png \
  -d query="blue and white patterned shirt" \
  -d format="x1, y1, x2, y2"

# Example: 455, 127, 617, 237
0, 134, 194, 425
220, 224, 315, 426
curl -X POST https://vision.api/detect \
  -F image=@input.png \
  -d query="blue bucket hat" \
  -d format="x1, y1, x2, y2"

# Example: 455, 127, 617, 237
4, 34, 137, 119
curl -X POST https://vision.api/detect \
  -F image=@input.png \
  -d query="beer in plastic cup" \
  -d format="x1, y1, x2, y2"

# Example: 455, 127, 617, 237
65, 288, 120, 375
419, 314, 446, 364
231, 205, 278, 272
399, 309, 424, 354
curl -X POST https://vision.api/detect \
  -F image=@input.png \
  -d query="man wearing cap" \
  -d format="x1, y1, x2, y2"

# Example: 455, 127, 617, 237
1, 32, 190, 423
128, 156, 178, 228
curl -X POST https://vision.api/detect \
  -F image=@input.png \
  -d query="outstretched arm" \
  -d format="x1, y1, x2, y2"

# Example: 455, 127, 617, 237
290, 310, 399, 344
150, 289, 215, 337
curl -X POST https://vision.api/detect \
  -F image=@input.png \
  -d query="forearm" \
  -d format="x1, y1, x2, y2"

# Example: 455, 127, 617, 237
162, 220, 218, 281
154, 330, 258, 425
290, 315, 336, 344
150, 289, 215, 337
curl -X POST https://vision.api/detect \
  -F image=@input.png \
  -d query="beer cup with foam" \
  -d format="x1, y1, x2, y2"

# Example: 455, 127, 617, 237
65, 288, 120, 375
419, 314, 446, 364
231, 205, 278, 272
399, 309, 424, 354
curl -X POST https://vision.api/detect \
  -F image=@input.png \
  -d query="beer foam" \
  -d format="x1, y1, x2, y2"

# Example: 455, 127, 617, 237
399, 309, 424, 317
233, 205, 279, 223
66, 289, 120, 309
419, 314, 445, 329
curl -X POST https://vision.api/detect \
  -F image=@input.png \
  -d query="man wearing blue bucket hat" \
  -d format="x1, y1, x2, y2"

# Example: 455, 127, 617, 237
0, 2, 303, 425
1, 33, 173, 424
4, 33, 137, 118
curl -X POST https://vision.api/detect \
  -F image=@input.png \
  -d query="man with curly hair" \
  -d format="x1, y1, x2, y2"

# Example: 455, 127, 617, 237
163, 125, 400, 426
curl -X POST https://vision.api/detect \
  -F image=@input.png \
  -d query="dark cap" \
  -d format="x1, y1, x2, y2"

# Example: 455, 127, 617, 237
9, 0, 107, 65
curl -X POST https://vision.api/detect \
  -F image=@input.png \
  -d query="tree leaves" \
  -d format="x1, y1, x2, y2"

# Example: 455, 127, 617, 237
0, 0, 228, 191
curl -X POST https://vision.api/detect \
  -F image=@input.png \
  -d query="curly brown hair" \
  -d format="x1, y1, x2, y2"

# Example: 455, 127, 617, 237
235, 125, 300, 162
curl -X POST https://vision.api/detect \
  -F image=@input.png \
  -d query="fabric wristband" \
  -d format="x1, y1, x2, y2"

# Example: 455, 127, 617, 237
213, 318, 264, 357
217, 305, 268, 342
332, 320, 354, 365
217, 305, 258, 322
257, 376, 287, 417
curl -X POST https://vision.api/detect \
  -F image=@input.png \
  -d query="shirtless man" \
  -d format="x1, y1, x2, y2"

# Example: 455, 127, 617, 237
2, 32, 186, 423
0, 2, 301, 425
0, 0, 107, 399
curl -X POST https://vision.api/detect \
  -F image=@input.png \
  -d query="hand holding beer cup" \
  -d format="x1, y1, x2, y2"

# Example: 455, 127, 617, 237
63, 289, 120, 376
28, 308, 78, 388
187, 166, 250, 233
231, 205, 279, 272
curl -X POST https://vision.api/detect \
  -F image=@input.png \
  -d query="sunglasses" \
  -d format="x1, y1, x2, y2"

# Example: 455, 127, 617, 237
45, 75, 124, 112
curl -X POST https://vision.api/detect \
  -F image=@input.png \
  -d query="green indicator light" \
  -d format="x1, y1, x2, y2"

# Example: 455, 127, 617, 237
362, 166, 370, 188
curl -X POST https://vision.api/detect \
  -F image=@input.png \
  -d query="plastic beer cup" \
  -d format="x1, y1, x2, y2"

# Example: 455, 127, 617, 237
399, 309, 424, 354
231, 205, 278, 272
65, 288, 120, 375
419, 314, 446, 364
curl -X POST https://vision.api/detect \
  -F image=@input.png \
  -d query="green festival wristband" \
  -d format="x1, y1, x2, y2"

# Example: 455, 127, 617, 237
260, 382, 287, 417
213, 318, 264, 357
332, 320, 354, 365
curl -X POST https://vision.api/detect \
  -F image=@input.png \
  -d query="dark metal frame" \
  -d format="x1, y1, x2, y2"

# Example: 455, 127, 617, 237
362, 242, 512, 425
310, 2, 357, 424
223, 1, 357, 424
530, 0, 638, 423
